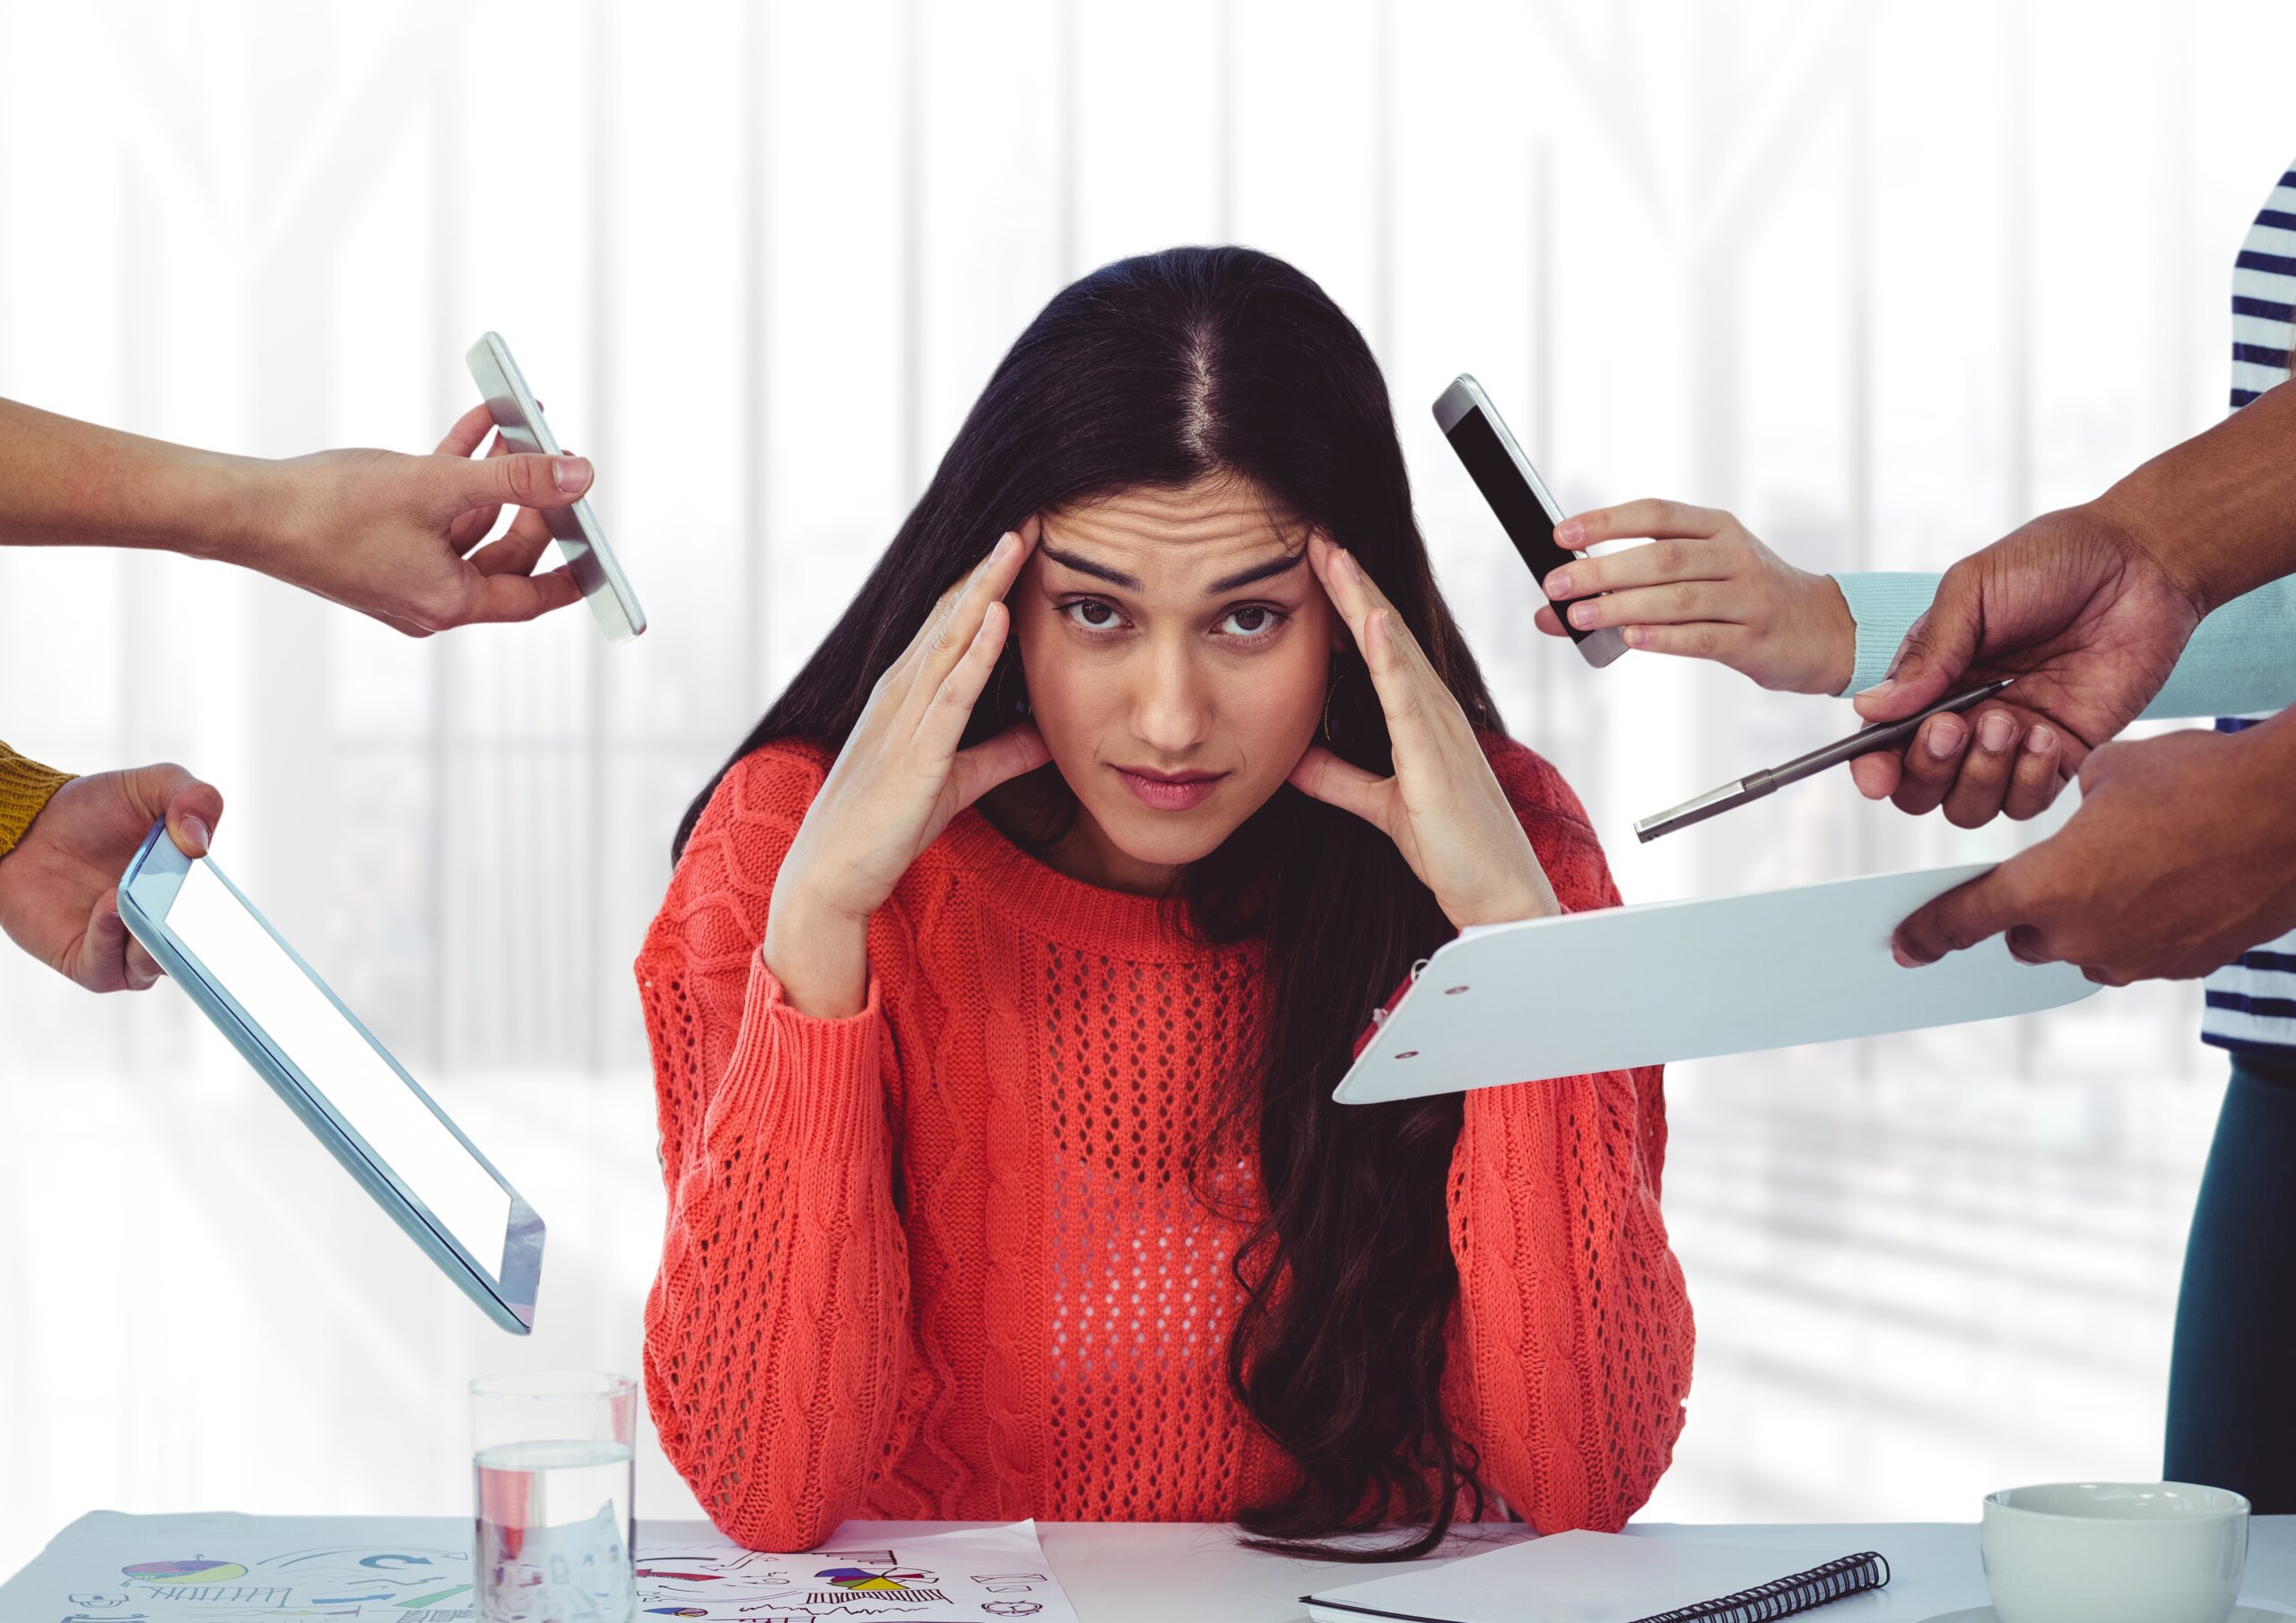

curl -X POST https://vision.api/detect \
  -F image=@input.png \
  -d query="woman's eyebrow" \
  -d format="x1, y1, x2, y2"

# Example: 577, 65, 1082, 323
1039, 544, 1140, 589
1039, 543, 1305, 594
1206, 551, 1305, 593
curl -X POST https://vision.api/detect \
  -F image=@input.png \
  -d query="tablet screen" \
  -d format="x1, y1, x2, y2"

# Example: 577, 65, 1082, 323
167, 861, 513, 1274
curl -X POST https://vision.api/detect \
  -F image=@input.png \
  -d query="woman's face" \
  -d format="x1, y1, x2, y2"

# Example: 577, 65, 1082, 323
1012, 474, 1343, 892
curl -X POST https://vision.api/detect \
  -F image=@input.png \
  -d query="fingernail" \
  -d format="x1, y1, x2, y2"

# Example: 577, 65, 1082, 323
1555, 519, 1583, 545
1339, 549, 1361, 580
178, 815, 211, 854
1570, 603, 1595, 629
1546, 571, 1573, 598
1927, 718, 1964, 759
1624, 626, 1648, 647
2024, 725, 2054, 754
996, 530, 1017, 558
1857, 677, 1896, 699
1892, 943, 1922, 968
1979, 713, 2014, 753
552, 456, 593, 493
100, 907, 124, 933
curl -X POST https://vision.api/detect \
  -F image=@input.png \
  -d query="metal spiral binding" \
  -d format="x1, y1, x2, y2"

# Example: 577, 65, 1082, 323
1630, 1551, 1892, 1623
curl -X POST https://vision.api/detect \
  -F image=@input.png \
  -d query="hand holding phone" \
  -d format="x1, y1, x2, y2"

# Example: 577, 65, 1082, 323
1534, 498, 1857, 695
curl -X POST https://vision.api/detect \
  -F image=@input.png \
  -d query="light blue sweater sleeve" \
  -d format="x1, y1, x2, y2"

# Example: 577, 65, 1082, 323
1829, 570, 2296, 720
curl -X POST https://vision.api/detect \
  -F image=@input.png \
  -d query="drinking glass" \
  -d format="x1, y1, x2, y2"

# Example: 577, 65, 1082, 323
470, 1371, 638, 1623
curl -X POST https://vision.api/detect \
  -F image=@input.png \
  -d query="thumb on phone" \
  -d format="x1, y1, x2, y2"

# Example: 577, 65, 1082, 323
453, 451, 593, 516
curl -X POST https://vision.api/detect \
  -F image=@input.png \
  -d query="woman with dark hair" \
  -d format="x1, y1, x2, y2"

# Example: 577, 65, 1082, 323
637, 246, 1692, 1558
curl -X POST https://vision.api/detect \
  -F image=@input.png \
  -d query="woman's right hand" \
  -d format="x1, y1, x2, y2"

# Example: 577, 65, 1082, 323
764, 519, 1050, 1016
1532, 499, 1856, 696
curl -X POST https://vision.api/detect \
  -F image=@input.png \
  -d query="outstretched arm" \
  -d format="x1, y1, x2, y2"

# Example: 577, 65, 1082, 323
1834, 569, 2296, 723
0, 396, 593, 634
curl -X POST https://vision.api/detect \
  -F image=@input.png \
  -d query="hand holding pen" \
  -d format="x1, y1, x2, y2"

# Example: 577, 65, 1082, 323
1846, 508, 2205, 821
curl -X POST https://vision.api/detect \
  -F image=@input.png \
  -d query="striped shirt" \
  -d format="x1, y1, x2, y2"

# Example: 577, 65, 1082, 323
2199, 161, 2296, 1057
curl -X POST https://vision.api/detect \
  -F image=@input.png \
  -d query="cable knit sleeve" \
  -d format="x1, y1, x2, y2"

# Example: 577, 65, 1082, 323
1443, 736, 1695, 1532
0, 742, 74, 856
634, 742, 922, 1550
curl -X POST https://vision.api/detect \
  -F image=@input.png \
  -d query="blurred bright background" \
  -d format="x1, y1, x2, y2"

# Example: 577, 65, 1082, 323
0, 0, 2284, 1575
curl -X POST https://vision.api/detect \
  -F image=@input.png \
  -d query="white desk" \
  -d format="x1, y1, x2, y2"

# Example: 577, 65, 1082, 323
1019, 1516, 2296, 1622
6, 1514, 2291, 1620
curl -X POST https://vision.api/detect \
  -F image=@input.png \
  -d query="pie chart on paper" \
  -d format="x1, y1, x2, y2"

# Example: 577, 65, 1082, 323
123, 1558, 249, 1584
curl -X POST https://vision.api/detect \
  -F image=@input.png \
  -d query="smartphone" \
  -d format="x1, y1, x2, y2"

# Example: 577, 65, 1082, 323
118, 821, 545, 1334
465, 331, 647, 643
1432, 374, 1625, 668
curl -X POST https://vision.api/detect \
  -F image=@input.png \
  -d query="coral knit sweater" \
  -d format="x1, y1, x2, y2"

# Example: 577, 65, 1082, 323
638, 733, 1693, 1551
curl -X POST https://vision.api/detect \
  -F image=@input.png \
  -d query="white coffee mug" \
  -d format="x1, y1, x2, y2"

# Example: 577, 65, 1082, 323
1980, 1481, 2249, 1623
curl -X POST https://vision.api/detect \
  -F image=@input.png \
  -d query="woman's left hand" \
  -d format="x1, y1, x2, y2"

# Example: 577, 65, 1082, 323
1290, 532, 1561, 932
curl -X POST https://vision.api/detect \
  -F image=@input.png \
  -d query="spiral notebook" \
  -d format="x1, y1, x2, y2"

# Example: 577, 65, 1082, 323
1302, 1530, 1892, 1623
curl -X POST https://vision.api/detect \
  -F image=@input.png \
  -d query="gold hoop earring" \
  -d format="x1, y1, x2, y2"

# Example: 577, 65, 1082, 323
996, 655, 1030, 720
1319, 665, 1345, 744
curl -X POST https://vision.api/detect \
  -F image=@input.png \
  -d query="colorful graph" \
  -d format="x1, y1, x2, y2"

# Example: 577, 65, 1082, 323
816, 1565, 933, 1593
121, 1558, 248, 1584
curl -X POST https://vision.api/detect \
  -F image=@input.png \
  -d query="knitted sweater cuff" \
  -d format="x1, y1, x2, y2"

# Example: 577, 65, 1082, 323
0, 744, 74, 856
702, 950, 886, 1156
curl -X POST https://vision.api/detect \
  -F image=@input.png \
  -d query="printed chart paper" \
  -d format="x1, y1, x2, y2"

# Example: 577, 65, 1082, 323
0, 1512, 1082, 1623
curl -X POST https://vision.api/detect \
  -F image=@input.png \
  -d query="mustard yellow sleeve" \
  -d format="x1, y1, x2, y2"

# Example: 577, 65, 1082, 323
0, 742, 74, 855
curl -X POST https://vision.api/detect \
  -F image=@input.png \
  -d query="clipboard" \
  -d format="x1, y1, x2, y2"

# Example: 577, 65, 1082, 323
1333, 864, 2099, 1104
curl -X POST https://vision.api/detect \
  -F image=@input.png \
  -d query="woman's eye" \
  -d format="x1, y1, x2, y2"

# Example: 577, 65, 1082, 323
1060, 599, 1124, 631
1220, 604, 1285, 638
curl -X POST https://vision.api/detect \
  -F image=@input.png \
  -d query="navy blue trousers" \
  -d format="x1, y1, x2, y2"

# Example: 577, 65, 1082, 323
2165, 1049, 2296, 1511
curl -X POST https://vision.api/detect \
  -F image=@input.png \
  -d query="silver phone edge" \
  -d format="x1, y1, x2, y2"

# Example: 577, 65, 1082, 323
464, 332, 648, 641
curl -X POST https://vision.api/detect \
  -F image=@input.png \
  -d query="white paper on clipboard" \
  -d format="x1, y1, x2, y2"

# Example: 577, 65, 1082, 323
1333, 864, 2100, 1104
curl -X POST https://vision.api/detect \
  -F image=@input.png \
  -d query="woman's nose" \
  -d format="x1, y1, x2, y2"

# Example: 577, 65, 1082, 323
1130, 643, 1212, 755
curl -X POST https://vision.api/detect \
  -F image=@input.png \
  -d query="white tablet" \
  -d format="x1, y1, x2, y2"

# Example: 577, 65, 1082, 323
1334, 864, 2099, 1104
117, 822, 544, 1332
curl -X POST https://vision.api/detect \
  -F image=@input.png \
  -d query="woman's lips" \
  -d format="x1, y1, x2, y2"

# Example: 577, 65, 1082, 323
1112, 767, 1227, 812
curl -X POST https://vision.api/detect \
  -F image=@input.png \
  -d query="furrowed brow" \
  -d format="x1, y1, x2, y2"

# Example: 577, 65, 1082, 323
1206, 551, 1306, 593
1039, 545, 1142, 590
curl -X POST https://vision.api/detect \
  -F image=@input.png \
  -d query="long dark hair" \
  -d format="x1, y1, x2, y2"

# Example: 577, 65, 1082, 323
675, 247, 1506, 1558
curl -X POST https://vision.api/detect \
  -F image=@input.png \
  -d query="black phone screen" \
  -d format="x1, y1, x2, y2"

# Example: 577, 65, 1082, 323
1442, 407, 1593, 644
